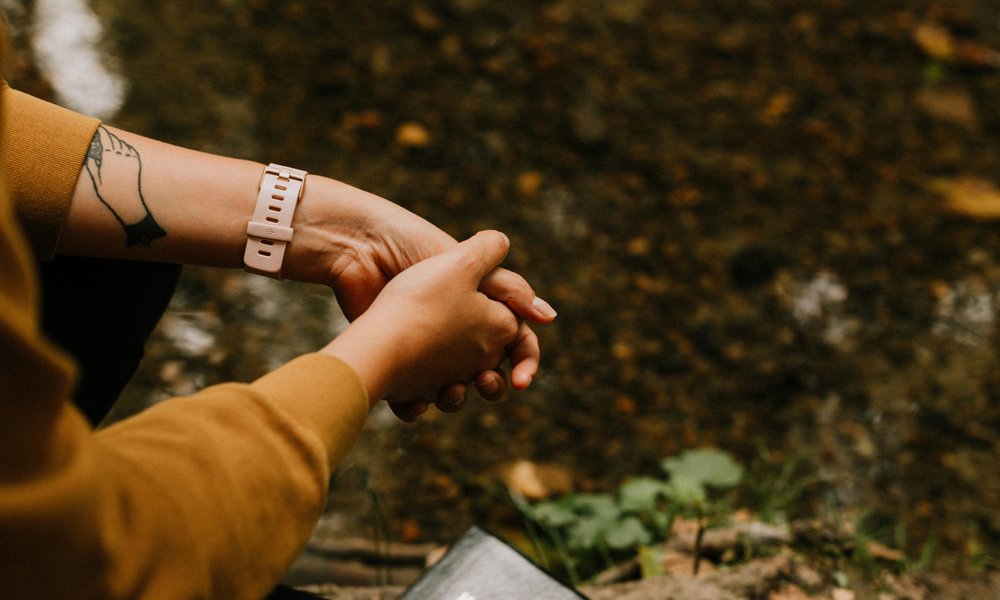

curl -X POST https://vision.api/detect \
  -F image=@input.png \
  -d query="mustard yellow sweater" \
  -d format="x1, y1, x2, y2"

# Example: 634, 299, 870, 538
0, 88, 369, 597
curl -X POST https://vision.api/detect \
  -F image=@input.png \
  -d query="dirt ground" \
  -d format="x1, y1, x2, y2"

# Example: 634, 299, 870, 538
7, 0, 1000, 596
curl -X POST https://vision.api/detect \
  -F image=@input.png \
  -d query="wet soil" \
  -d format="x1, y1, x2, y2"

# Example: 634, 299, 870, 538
8, 0, 1000, 594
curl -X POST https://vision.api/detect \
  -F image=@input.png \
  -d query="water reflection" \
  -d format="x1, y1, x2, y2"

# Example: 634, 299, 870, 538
30, 0, 125, 119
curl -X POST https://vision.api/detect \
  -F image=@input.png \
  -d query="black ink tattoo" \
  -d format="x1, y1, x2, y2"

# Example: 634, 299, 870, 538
84, 125, 166, 247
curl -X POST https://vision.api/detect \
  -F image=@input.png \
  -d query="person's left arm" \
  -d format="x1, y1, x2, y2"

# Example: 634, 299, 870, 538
61, 124, 553, 410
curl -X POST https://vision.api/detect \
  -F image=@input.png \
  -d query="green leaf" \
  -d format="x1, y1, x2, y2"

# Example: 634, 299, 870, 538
618, 477, 671, 514
603, 516, 653, 550
567, 493, 620, 522
662, 448, 744, 489
566, 516, 608, 551
665, 473, 706, 508
650, 511, 672, 536
532, 500, 577, 528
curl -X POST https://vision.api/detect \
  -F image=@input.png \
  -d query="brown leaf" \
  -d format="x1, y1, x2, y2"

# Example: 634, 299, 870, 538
867, 541, 905, 562
498, 460, 573, 500
932, 176, 1000, 219
831, 589, 856, 600
396, 122, 431, 147
913, 22, 955, 60
768, 583, 811, 600
759, 91, 794, 124
912, 22, 1000, 69
955, 41, 1000, 69
915, 87, 978, 130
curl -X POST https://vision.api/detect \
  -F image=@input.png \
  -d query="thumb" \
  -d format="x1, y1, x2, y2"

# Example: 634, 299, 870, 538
453, 230, 511, 282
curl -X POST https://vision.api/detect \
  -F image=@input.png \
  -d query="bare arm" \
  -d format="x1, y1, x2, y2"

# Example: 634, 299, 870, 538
60, 125, 555, 411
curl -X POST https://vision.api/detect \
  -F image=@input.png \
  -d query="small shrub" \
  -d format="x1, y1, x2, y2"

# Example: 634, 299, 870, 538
516, 448, 744, 584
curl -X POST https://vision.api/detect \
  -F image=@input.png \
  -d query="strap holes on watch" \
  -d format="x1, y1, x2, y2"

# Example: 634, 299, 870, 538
275, 184, 288, 191
258, 249, 272, 257
271, 194, 285, 201
268, 205, 280, 212
261, 239, 274, 246
266, 216, 279, 223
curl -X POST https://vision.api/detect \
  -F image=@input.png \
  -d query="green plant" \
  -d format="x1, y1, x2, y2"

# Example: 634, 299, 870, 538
743, 446, 816, 524
516, 448, 744, 584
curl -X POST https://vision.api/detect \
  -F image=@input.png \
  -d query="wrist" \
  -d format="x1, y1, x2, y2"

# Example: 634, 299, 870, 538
279, 175, 395, 286
319, 315, 399, 406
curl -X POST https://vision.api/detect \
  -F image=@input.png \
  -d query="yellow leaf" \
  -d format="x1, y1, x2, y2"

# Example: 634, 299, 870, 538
913, 22, 955, 60
498, 460, 573, 500
396, 122, 431, 147
932, 176, 1000, 219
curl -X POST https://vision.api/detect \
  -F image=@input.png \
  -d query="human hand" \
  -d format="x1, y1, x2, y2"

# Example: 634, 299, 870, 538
283, 177, 556, 401
320, 231, 527, 419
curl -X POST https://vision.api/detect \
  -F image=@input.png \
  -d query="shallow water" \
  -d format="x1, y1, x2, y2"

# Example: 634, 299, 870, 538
8, 0, 1000, 574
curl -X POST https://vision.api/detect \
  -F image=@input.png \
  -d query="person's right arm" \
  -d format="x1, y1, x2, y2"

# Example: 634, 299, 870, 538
1, 217, 522, 598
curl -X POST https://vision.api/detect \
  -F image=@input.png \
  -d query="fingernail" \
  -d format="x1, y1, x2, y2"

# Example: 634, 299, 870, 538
532, 296, 557, 319
514, 374, 533, 390
448, 392, 465, 407
479, 377, 500, 395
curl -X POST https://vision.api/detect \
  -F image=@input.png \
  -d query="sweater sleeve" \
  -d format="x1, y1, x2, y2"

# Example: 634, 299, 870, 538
89, 355, 369, 598
0, 84, 101, 258
2, 346, 369, 598
0, 179, 370, 597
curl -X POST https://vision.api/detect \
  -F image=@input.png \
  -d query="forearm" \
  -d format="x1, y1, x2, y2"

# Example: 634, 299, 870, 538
60, 125, 263, 266
58, 125, 447, 285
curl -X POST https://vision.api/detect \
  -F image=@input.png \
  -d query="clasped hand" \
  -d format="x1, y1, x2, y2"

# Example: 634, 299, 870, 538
321, 231, 548, 421
282, 178, 554, 421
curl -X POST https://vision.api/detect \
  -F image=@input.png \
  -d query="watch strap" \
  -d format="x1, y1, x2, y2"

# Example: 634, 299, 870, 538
243, 163, 307, 278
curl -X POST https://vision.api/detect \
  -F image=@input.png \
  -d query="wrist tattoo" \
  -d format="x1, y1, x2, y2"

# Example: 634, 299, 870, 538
85, 125, 166, 246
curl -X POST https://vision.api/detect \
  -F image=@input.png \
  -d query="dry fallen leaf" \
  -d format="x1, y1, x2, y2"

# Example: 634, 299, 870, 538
932, 176, 1000, 219
831, 588, 856, 600
912, 21, 1000, 69
396, 122, 431, 147
759, 90, 794, 124
866, 541, 905, 562
915, 87, 978, 130
913, 22, 954, 60
768, 583, 811, 600
498, 460, 573, 500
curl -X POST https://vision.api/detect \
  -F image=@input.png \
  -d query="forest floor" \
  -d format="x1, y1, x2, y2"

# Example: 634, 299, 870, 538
7, 0, 1000, 597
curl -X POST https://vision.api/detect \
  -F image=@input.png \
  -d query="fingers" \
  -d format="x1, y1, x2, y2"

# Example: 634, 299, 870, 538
507, 323, 541, 390
480, 267, 558, 324
474, 370, 508, 402
390, 399, 430, 423
399, 370, 508, 422
435, 383, 468, 413
453, 230, 511, 282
